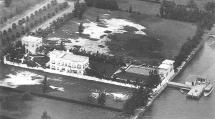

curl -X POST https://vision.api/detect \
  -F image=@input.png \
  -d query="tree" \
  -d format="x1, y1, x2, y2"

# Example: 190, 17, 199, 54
78, 22, 84, 35
187, 0, 197, 9
205, 2, 215, 13
4, 0, 12, 7
74, 0, 86, 19
42, 76, 48, 93
41, 111, 51, 119
60, 41, 66, 51
12, 23, 17, 30
97, 92, 106, 105
85, 0, 119, 10
146, 70, 161, 88
96, 15, 100, 22
123, 86, 150, 115
129, 5, 132, 13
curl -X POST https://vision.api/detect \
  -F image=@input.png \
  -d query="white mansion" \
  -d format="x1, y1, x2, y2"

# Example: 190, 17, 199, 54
48, 50, 89, 75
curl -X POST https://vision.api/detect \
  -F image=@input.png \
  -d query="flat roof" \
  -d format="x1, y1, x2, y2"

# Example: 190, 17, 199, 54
158, 63, 170, 70
125, 65, 155, 76
49, 50, 89, 63
162, 59, 175, 65
22, 35, 42, 43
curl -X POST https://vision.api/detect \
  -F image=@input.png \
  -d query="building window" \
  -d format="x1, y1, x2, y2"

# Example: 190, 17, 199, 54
72, 64, 76, 68
73, 70, 77, 73
77, 64, 81, 69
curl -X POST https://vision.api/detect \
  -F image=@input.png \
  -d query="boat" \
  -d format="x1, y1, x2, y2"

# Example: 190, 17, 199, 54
204, 83, 214, 96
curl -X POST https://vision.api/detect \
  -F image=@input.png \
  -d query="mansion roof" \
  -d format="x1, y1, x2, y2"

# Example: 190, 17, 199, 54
22, 35, 42, 43
48, 50, 89, 63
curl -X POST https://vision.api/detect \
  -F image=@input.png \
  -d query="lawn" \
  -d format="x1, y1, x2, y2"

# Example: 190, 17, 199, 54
130, 13, 197, 60
47, 6, 197, 64
117, 0, 160, 16
117, 0, 215, 12
166, 0, 215, 10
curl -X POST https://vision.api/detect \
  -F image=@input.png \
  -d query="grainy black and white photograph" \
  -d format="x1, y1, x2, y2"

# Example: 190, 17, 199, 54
0, 0, 215, 119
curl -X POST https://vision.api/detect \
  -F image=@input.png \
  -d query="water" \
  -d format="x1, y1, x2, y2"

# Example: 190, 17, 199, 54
141, 38, 215, 119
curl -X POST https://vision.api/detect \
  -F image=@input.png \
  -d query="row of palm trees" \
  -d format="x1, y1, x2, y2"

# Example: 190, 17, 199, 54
33, 12, 73, 38
0, 0, 68, 45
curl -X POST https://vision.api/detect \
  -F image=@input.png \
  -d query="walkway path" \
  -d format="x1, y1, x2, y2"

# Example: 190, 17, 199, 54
31, 1, 75, 32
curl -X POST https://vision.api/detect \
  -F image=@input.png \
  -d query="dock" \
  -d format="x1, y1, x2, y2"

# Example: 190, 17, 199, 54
186, 85, 206, 99
167, 81, 207, 99
167, 82, 191, 90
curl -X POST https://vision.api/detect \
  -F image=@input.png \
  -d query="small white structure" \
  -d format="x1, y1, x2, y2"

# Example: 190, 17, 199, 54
21, 35, 43, 54
158, 59, 175, 80
48, 50, 89, 75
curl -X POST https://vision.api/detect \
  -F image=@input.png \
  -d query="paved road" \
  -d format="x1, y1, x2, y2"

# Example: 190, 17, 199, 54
0, 0, 52, 32
31, 1, 75, 32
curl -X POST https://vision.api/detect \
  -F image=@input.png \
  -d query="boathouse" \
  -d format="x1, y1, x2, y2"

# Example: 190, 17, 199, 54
158, 59, 175, 80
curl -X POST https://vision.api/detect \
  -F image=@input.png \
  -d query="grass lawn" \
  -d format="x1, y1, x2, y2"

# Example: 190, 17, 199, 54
47, 6, 197, 64
130, 14, 197, 59
166, 0, 215, 10
117, 0, 160, 16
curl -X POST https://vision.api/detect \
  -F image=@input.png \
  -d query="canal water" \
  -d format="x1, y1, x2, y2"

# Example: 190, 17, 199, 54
141, 37, 215, 119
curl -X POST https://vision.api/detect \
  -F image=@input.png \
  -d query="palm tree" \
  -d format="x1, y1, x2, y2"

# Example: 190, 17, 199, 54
12, 23, 17, 30
26, 16, 30, 22
42, 76, 48, 93
43, 6, 47, 11
97, 92, 106, 105
41, 111, 51, 119
78, 22, 84, 35
18, 20, 23, 26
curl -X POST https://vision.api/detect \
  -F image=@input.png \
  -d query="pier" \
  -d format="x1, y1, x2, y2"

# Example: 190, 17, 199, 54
167, 82, 191, 90
167, 81, 208, 99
